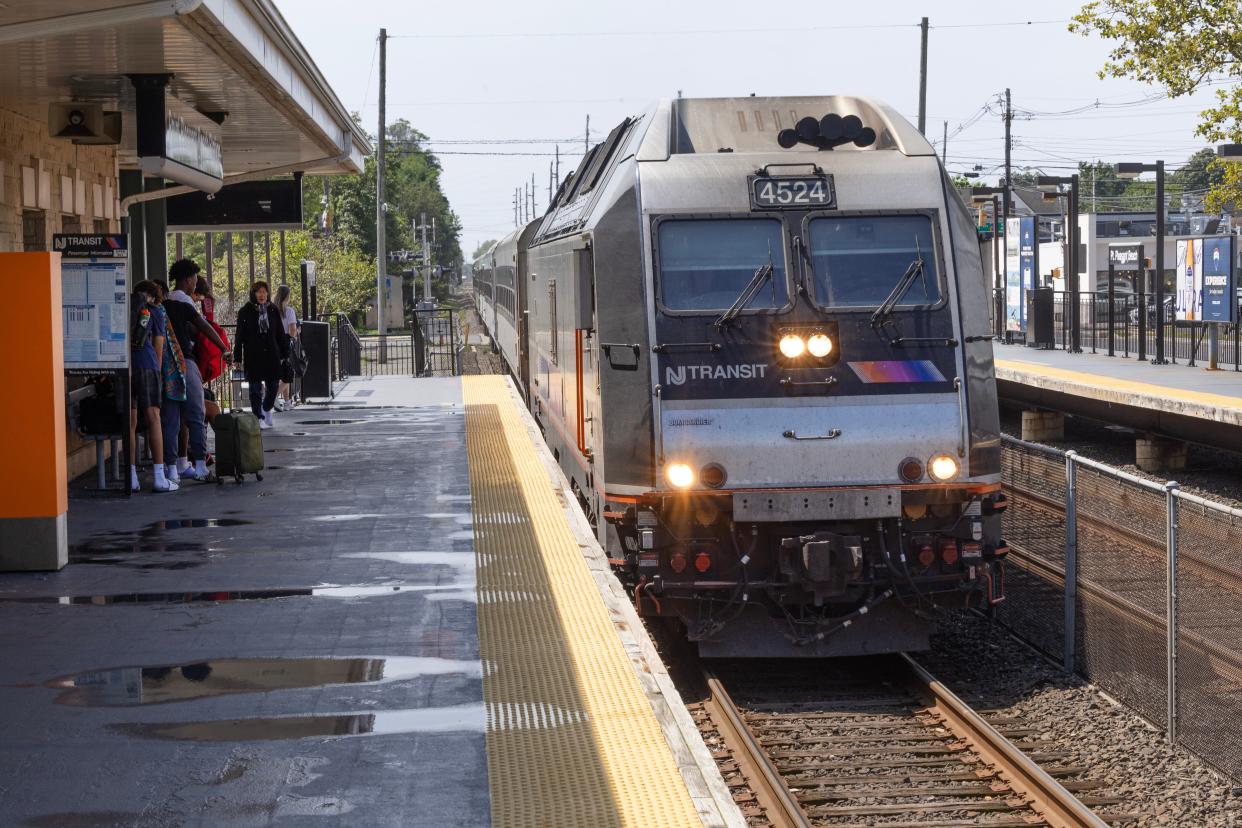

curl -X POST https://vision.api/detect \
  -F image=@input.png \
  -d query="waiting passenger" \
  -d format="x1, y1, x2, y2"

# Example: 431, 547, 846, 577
162, 259, 230, 482
128, 281, 175, 493
273, 284, 299, 411
234, 280, 289, 429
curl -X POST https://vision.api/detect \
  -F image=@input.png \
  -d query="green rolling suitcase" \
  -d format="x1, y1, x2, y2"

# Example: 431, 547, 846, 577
213, 410, 265, 483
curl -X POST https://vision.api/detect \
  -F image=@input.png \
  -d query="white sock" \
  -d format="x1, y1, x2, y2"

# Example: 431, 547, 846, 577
130, 465, 140, 488
165, 464, 179, 481
154, 464, 167, 484
177, 456, 190, 473
195, 459, 208, 476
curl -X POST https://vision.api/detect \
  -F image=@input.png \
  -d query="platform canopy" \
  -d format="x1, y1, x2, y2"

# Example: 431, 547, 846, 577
0, 0, 371, 179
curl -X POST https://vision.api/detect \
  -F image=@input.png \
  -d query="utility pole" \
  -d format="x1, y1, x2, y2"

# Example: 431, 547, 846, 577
375, 27, 387, 357
917, 17, 929, 135
1002, 88, 1012, 313
420, 211, 431, 308
555, 145, 560, 189
941, 120, 947, 166
513, 189, 519, 227
585, 114, 590, 154
531, 172, 537, 218
548, 161, 553, 205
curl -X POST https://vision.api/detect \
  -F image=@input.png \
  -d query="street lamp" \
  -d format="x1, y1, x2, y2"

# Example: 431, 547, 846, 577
1037, 174, 1082, 352
1115, 160, 1166, 363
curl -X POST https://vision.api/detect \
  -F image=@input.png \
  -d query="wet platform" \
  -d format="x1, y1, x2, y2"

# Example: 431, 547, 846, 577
0, 375, 739, 827
994, 344, 1242, 450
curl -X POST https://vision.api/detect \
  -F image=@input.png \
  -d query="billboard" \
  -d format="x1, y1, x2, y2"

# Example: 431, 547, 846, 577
1005, 217, 1022, 330
1201, 237, 1235, 323
1175, 237, 1235, 323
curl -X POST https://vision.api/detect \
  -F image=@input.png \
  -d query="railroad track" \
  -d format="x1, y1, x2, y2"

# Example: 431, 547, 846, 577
692, 655, 1114, 828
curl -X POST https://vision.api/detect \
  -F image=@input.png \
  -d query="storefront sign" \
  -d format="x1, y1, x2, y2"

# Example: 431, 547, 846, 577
54, 234, 129, 373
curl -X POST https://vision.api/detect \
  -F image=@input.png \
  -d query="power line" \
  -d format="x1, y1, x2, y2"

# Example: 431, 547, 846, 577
388, 18, 1068, 40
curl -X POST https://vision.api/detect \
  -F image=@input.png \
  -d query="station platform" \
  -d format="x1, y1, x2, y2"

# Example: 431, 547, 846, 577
0, 375, 740, 827
994, 343, 1242, 451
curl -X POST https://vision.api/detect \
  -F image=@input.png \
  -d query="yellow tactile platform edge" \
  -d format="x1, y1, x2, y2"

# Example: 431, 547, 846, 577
463, 375, 703, 828
996, 358, 1242, 415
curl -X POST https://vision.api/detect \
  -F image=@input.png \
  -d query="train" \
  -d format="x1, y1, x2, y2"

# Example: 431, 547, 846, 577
471, 96, 1008, 657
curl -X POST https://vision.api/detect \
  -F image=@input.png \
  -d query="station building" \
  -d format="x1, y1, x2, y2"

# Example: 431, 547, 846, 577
0, 1, 370, 568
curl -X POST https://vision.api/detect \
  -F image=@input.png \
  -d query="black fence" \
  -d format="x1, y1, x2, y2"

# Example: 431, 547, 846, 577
320, 310, 459, 381
993, 288, 1242, 369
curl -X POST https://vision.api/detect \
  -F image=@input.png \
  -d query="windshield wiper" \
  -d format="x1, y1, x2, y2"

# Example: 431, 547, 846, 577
714, 262, 774, 329
870, 240, 928, 330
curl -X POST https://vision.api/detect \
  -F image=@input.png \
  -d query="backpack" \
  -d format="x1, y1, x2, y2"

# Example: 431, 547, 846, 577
130, 292, 152, 352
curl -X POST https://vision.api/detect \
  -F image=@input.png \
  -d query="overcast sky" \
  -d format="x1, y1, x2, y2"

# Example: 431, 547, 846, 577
283, 0, 1227, 258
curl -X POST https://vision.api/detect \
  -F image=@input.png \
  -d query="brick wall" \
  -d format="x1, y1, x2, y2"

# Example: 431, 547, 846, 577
0, 103, 120, 253
0, 103, 124, 480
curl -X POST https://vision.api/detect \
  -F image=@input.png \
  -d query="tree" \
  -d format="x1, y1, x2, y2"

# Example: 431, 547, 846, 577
1071, 1, 1242, 210
471, 239, 498, 260
1170, 147, 1227, 206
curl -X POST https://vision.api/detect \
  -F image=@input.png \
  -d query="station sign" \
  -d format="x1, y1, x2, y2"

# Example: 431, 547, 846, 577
1108, 244, 1142, 269
54, 234, 129, 373
1176, 236, 1236, 323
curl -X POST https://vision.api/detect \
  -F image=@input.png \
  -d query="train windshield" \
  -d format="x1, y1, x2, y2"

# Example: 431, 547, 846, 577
807, 215, 940, 309
657, 218, 788, 312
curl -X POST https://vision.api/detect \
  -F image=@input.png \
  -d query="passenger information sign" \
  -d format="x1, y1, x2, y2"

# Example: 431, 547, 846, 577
54, 234, 129, 372
1176, 236, 1235, 323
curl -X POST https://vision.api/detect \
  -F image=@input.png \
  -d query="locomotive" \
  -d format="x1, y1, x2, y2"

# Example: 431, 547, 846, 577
472, 96, 1007, 657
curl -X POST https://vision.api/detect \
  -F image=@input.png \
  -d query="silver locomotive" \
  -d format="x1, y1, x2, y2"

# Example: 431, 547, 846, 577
473, 96, 1008, 657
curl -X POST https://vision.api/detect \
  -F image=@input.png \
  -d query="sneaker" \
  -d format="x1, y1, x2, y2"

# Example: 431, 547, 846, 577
264, 410, 275, 428
274, 398, 286, 412
259, 418, 272, 431
152, 477, 180, 493
179, 466, 208, 481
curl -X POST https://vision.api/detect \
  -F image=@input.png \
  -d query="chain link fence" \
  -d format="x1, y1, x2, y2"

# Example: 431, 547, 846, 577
999, 435, 1242, 782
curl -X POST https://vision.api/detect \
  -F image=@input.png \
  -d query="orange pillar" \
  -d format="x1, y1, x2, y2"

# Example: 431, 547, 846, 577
0, 253, 68, 570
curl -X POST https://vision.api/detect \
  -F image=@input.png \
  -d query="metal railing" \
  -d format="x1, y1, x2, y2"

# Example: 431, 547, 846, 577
998, 434, 1242, 782
412, 307, 459, 376
993, 288, 1242, 369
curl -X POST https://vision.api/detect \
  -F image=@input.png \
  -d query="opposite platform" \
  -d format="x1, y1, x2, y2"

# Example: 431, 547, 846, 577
995, 343, 1242, 449
0, 374, 739, 827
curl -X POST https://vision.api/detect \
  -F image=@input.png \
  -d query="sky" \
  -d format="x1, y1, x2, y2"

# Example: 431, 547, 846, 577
281, 0, 1229, 259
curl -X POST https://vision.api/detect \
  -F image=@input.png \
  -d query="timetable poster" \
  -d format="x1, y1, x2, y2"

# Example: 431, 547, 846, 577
54, 234, 129, 372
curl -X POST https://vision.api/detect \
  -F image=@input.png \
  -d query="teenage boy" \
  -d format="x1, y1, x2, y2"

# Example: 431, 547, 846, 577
161, 259, 229, 482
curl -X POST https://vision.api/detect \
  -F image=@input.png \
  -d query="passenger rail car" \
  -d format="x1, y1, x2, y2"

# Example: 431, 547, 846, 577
484, 96, 1007, 657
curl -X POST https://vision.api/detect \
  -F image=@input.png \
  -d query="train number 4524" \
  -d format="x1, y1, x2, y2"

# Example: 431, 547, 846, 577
749, 175, 836, 210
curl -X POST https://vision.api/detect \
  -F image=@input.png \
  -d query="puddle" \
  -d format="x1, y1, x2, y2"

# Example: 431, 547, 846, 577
66, 519, 251, 568
0, 583, 474, 606
265, 448, 296, 453
342, 551, 475, 569
311, 514, 384, 522
47, 656, 481, 707
290, 431, 310, 436
117, 702, 487, 742
295, 419, 364, 425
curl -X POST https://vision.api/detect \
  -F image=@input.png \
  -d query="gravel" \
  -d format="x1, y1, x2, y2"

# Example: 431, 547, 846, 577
919, 609, 1242, 826
999, 404, 1242, 510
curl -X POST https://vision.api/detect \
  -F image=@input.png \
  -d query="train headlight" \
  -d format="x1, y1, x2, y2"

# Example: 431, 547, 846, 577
665, 462, 696, 489
928, 454, 960, 482
807, 333, 833, 358
778, 334, 806, 358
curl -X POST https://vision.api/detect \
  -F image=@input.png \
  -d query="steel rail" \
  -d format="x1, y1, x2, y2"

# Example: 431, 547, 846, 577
702, 673, 812, 828
902, 654, 1109, 828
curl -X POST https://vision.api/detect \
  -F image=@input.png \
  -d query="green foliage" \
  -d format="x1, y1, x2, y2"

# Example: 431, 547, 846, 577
166, 115, 465, 320
1071, 0, 1242, 210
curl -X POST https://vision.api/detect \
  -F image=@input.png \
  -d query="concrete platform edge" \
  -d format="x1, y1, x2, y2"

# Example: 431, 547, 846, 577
499, 377, 746, 828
